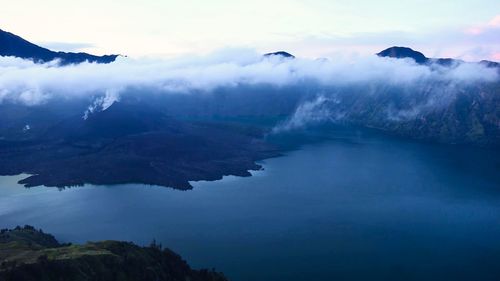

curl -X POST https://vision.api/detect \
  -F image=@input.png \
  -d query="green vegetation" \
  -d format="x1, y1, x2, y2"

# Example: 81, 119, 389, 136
0, 226, 227, 281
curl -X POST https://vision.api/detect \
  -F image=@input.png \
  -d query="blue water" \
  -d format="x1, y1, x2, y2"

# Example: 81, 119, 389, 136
1, 132, 499, 281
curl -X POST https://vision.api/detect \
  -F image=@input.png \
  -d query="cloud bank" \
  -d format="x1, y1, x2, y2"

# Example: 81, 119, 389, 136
0, 48, 498, 109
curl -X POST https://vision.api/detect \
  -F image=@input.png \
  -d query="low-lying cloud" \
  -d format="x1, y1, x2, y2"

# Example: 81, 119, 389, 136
0, 47, 500, 128
0, 48, 498, 109
272, 95, 342, 133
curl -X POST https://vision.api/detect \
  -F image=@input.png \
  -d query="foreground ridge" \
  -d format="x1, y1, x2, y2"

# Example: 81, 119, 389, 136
0, 225, 228, 281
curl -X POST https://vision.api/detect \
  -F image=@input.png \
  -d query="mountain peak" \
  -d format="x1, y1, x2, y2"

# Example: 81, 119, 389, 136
0, 28, 118, 65
264, 51, 295, 59
377, 46, 428, 64
377, 46, 499, 68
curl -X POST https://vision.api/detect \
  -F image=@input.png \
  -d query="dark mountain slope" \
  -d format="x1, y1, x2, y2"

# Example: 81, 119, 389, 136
0, 101, 280, 189
319, 82, 500, 146
0, 29, 118, 65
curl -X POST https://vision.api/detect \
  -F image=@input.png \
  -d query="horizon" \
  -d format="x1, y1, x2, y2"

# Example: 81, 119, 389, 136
1, 0, 499, 60
1, 27, 499, 64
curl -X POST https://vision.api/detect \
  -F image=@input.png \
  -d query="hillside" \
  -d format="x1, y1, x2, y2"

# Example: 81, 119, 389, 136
0, 226, 227, 281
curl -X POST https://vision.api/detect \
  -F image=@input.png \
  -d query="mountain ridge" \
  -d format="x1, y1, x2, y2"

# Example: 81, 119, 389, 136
1, 28, 497, 68
0, 28, 118, 65
377, 46, 499, 67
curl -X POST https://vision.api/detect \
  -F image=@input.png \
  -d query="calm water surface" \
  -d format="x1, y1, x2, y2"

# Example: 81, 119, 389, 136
1, 132, 499, 281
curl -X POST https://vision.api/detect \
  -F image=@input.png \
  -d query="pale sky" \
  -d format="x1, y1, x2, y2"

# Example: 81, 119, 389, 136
1, 0, 499, 60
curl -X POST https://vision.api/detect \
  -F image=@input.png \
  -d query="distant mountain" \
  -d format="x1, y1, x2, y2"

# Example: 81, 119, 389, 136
377, 46, 429, 64
377, 46, 499, 68
0, 29, 118, 65
0, 43, 498, 189
264, 51, 295, 59
480, 60, 500, 68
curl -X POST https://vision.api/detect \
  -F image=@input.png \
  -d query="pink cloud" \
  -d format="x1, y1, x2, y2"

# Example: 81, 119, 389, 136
465, 27, 483, 35
488, 15, 500, 27
465, 15, 500, 35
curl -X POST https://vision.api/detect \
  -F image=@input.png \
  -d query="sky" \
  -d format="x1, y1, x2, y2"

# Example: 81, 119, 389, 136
1, 0, 499, 60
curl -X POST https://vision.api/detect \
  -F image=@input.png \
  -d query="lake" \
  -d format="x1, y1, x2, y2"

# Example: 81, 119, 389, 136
1, 129, 499, 281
